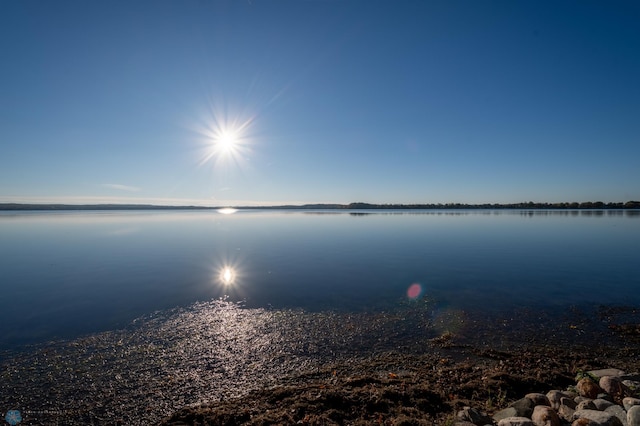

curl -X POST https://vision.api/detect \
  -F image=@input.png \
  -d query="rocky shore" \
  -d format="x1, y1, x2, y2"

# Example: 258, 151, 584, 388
160, 331, 640, 426
457, 368, 640, 426
2, 302, 639, 425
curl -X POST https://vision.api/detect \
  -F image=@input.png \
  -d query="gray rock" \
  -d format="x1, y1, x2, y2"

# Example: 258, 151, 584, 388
494, 407, 519, 423
628, 406, 640, 426
454, 422, 477, 426
577, 400, 598, 411
593, 399, 616, 410
573, 409, 624, 426
599, 394, 615, 402
558, 403, 576, 422
623, 381, 640, 391
498, 417, 536, 426
623, 397, 640, 411
620, 373, 640, 382
562, 397, 578, 410
532, 405, 561, 426
576, 396, 593, 404
605, 405, 628, 426
511, 397, 535, 417
590, 369, 626, 379
548, 390, 573, 410
526, 393, 551, 407
458, 406, 493, 425
572, 419, 602, 426
600, 376, 629, 400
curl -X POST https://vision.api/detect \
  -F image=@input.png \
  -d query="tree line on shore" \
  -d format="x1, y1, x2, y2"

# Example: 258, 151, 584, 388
1, 200, 639, 211
343, 200, 640, 210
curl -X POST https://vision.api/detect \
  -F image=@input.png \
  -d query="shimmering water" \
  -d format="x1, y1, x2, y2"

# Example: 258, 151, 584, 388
1, 209, 639, 348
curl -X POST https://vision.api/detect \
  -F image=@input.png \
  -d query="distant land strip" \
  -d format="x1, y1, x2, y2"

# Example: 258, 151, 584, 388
1, 201, 639, 211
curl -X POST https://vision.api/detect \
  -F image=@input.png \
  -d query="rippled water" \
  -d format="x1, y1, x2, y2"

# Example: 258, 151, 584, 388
1, 209, 639, 424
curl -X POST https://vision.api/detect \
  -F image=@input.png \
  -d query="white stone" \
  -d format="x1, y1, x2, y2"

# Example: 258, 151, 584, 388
604, 405, 628, 426
573, 409, 624, 426
624, 397, 640, 411
628, 406, 640, 426
532, 405, 561, 426
498, 417, 536, 426
589, 369, 626, 378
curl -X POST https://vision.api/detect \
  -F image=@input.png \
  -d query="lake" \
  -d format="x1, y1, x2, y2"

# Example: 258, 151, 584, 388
1, 209, 639, 349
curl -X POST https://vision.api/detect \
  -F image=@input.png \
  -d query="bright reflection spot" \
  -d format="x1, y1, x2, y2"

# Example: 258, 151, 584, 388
219, 266, 236, 286
407, 283, 423, 299
217, 208, 238, 215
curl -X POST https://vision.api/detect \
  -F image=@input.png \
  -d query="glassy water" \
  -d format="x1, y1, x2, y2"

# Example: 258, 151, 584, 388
1, 209, 639, 348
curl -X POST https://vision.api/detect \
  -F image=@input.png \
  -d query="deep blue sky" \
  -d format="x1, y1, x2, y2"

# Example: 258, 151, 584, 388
1, 1, 639, 206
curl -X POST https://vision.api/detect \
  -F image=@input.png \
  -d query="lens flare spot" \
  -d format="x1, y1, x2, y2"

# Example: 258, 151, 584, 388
407, 283, 423, 299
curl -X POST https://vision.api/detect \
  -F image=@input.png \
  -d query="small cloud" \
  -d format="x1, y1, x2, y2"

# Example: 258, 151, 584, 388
102, 183, 141, 192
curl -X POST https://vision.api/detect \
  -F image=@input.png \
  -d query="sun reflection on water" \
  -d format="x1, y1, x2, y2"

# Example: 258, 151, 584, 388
217, 207, 238, 215
219, 266, 236, 286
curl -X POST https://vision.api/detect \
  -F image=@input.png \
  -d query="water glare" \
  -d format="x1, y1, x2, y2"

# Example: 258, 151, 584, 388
217, 207, 238, 215
219, 266, 236, 286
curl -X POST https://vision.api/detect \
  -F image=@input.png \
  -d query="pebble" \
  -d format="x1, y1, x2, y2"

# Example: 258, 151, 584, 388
457, 370, 640, 426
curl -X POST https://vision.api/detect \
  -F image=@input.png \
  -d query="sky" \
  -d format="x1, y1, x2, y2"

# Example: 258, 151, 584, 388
1, 0, 639, 206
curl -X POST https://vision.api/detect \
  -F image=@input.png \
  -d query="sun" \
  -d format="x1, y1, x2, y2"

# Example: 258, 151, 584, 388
217, 130, 238, 153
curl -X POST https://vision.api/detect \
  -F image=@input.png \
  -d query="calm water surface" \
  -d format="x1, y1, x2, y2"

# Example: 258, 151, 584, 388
1, 209, 639, 347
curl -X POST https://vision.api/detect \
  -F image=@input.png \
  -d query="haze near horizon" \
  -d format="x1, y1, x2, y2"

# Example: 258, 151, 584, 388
1, 1, 639, 206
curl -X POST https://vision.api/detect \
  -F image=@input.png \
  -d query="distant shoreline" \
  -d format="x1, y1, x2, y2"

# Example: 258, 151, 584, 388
1, 200, 639, 211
